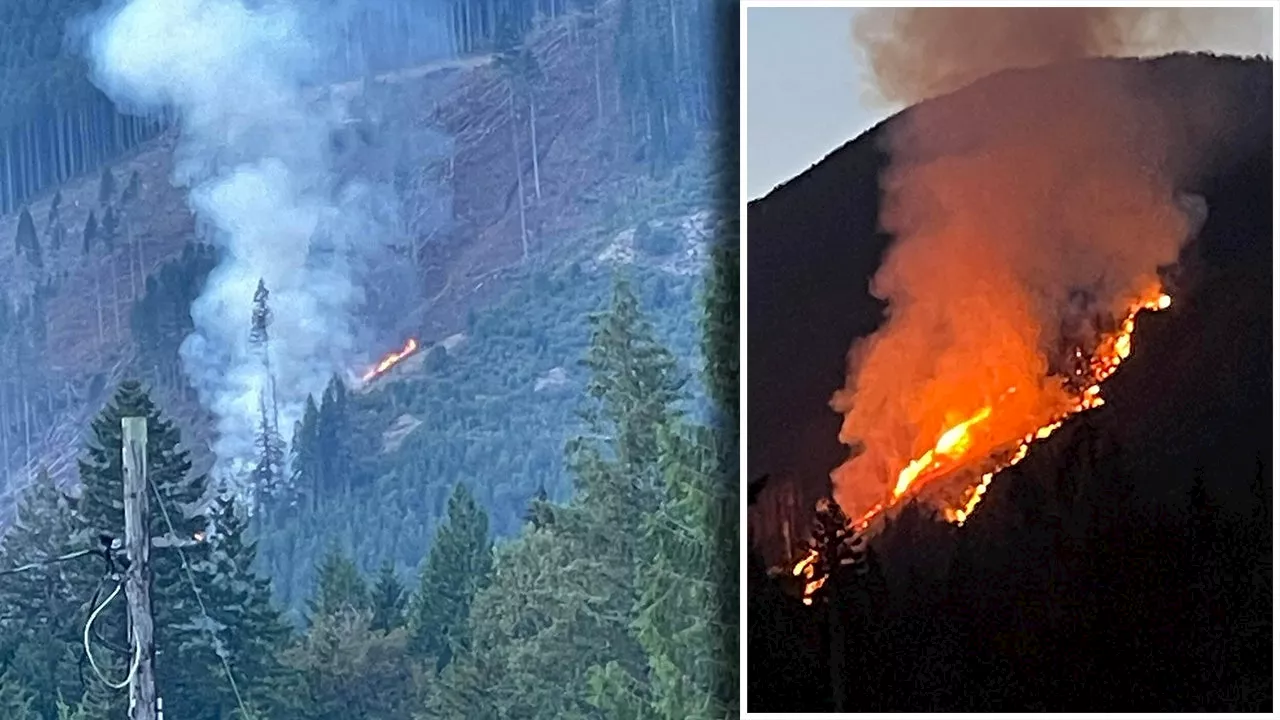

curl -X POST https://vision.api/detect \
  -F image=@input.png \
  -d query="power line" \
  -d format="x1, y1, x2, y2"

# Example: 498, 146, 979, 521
0, 547, 95, 576
147, 475, 250, 719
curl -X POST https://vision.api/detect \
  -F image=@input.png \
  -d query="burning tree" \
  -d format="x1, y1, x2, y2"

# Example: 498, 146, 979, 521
790, 497, 868, 606
250, 279, 286, 503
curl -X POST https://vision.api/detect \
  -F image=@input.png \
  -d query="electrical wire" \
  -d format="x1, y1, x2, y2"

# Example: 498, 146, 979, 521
82, 579, 141, 690
148, 477, 250, 718
0, 548, 95, 576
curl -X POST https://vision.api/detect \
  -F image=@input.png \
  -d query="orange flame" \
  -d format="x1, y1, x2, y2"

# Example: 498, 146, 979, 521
943, 289, 1171, 525
893, 406, 993, 499
362, 338, 419, 382
788, 289, 1172, 605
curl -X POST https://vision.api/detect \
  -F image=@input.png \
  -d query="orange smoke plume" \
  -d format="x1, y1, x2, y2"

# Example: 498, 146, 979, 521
830, 8, 1212, 525
852, 7, 1264, 106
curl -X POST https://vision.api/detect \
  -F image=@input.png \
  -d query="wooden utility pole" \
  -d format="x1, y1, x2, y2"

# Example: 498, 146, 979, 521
122, 416, 157, 720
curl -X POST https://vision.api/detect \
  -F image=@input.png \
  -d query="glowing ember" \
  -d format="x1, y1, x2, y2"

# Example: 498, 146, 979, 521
362, 338, 419, 382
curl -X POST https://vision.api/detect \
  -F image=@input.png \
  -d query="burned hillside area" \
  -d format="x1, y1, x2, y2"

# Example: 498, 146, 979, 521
748, 57, 1272, 713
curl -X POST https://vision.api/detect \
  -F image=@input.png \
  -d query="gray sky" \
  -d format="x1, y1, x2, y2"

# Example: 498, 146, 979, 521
746, 7, 880, 200
746, 5, 1275, 201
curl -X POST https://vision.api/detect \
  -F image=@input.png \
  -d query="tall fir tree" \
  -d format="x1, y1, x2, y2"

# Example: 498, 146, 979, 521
370, 559, 408, 633
249, 279, 285, 504
72, 380, 224, 719
0, 468, 85, 720
197, 495, 294, 717
408, 482, 492, 668
14, 207, 41, 269
98, 166, 115, 206
289, 394, 322, 515
98, 207, 117, 253
314, 376, 357, 499
307, 546, 369, 622
81, 211, 98, 255
445, 275, 687, 716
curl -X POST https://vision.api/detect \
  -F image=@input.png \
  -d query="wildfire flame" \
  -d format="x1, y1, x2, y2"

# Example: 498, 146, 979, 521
790, 289, 1172, 605
362, 338, 419, 383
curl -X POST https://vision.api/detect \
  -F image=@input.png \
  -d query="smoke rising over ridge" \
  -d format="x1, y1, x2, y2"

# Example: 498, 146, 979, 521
830, 9, 1226, 519
78, 0, 401, 490
852, 7, 1270, 106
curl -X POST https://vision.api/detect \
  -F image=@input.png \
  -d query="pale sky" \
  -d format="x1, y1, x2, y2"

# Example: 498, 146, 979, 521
746, 7, 882, 201
746, 5, 1275, 201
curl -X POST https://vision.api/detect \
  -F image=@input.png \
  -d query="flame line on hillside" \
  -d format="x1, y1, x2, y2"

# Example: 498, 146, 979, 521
362, 338, 419, 383
788, 289, 1171, 605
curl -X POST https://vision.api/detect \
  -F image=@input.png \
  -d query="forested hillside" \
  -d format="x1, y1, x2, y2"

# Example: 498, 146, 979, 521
0, 233, 738, 717
0, 0, 719, 520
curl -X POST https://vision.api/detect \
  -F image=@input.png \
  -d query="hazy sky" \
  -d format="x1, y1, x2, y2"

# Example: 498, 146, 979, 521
746, 7, 878, 200
746, 5, 1275, 201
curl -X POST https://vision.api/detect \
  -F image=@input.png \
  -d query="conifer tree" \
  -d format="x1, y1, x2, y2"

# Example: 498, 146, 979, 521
702, 232, 738, 425
121, 171, 141, 206
408, 482, 492, 668
99, 206, 117, 253
73, 380, 220, 718
307, 546, 369, 622
0, 663, 41, 719
448, 275, 687, 716
14, 207, 40, 268
98, 166, 115, 205
289, 394, 322, 514
0, 468, 85, 719
316, 376, 354, 497
607, 423, 732, 719
370, 559, 408, 633
249, 279, 285, 502
199, 496, 294, 716
82, 211, 98, 255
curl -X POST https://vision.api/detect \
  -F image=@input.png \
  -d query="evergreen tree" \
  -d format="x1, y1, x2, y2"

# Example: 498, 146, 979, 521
289, 394, 322, 515
408, 482, 492, 668
199, 496, 294, 717
73, 380, 220, 719
121, 171, 140, 206
447, 275, 687, 716
702, 232, 738, 424
370, 559, 408, 633
249, 279, 285, 503
603, 423, 733, 719
98, 166, 115, 205
0, 661, 42, 719
99, 206, 117, 253
0, 468, 88, 720
316, 376, 355, 497
281, 610, 416, 720
523, 481, 555, 530
81, 211, 97, 255
14, 206, 40, 268
307, 546, 369, 622
253, 395, 286, 502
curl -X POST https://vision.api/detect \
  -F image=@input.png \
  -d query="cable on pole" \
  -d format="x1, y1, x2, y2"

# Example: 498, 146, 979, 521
83, 579, 141, 690
148, 477, 250, 719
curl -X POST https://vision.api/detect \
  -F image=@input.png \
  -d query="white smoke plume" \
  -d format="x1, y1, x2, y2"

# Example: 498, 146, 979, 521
78, 0, 393, 490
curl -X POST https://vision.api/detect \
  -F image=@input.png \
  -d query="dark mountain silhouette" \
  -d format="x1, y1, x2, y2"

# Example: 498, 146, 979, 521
747, 53, 1271, 712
